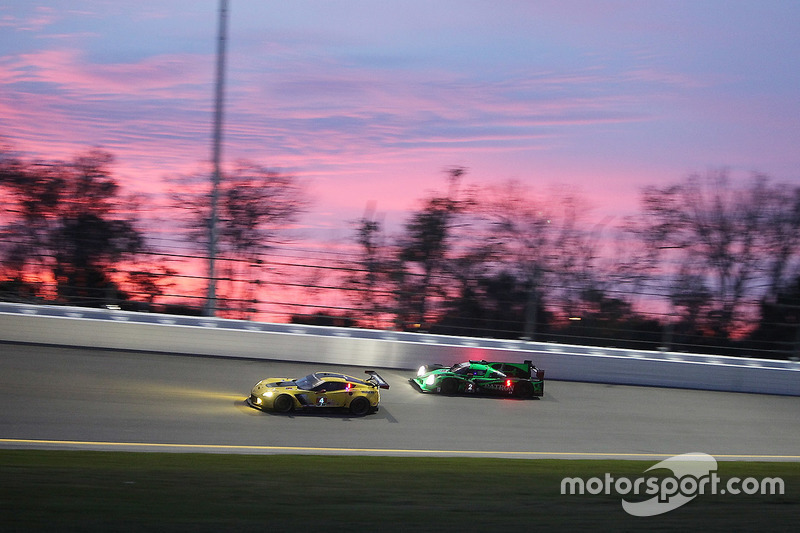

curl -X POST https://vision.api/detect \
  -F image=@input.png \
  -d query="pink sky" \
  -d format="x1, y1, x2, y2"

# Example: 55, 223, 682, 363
2, 1, 799, 247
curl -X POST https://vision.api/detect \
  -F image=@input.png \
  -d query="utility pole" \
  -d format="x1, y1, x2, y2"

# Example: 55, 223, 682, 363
205, 0, 228, 316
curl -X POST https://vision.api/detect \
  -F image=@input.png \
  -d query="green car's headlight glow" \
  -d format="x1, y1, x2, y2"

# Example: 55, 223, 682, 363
417, 366, 426, 376
425, 374, 436, 386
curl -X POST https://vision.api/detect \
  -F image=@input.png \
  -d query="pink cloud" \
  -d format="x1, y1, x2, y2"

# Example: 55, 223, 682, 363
0, 6, 57, 32
2, 48, 210, 96
2, 1, 797, 262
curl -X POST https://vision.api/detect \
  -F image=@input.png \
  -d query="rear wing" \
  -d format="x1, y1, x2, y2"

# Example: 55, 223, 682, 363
365, 370, 390, 389
524, 360, 545, 380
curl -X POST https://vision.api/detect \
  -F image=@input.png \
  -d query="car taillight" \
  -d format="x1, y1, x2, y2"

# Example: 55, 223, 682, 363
505, 379, 512, 387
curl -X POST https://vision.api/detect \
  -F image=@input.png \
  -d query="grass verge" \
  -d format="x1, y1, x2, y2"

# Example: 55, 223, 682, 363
1, 451, 798, 531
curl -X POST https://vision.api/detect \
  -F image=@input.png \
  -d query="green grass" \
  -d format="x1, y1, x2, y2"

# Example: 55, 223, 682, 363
1, 451, 798, 531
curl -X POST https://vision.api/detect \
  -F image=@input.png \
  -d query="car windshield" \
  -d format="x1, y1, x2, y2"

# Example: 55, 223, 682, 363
449, 362, 469, 372
294, 373, 324, 390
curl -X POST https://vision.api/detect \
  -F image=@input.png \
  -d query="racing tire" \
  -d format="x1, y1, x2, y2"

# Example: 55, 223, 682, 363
440, 378, 458, 395
349, 397, 371, 417
272, 394, 294, 413
513, 381, 534, 398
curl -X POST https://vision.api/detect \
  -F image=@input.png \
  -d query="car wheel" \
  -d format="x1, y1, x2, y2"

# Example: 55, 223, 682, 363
273, 394, 294, 413
349, 397, 371, 416
513, 381, 534, 398
440, 378, 458, 395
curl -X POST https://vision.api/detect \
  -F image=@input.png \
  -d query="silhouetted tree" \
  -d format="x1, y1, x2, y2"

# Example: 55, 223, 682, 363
0, 148, 149, 306
125, 267, 178, 307
171, 161, 308, 318
630, 170, 800, 339
748, 276, 800, 358
345, 207, 396, 328
473, 181, 603, 338
761, 184, 800, 301
432, 269, 553, 338
394, 167, 472, 329
556, 287, 662, 349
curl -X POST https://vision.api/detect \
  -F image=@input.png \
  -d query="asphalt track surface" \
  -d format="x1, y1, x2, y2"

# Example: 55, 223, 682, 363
1, 343, 798, 461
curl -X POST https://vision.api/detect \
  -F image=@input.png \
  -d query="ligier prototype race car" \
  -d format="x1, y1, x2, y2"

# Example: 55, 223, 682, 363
412, 360, 544, 398
247, 371, 390, 416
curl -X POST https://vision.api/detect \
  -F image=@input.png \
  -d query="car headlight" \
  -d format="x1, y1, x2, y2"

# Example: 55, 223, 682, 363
262, 391, 274, 398
417, 366, 426, 376
425, 375, 436, 386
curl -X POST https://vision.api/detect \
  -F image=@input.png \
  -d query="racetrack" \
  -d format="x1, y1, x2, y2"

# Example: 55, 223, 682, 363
1, 343, 798, 460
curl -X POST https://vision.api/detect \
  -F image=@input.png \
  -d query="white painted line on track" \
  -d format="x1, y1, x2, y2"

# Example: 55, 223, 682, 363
2, 439, 799, 460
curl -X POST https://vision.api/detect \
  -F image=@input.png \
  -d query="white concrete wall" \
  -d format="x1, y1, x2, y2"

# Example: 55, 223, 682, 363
1, 302, 797, 396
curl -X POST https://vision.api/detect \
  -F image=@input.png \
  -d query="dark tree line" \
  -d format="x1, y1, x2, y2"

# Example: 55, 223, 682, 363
2, 147, 799, 358
0, 148, 165, 305
0, 147, 310, 316
345, 169, 800, 358
168, 161, 308, 318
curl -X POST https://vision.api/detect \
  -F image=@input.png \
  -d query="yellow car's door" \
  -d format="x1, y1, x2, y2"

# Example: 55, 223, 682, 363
309, 380, 349, 408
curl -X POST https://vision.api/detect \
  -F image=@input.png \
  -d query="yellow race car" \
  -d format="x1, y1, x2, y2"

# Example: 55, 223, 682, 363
247, 370, 390, 416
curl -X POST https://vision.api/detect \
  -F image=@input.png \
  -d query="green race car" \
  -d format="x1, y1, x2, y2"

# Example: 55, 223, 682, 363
411, 359, 544, 398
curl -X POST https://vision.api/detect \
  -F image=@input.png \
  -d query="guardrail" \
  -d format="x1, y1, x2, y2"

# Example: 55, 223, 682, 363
1, 302, 797, 396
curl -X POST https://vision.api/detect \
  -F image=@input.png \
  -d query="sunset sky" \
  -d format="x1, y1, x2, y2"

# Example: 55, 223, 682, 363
2, 1, 799, 244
